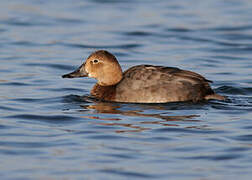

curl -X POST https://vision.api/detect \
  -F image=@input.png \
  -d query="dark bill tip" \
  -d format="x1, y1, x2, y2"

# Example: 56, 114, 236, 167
61, 71, 88, 78
61, 66, 88, 79
62, 74, 74, 78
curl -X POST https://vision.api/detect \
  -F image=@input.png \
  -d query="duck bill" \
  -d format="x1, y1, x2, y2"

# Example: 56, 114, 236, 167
62, 65, 88, 78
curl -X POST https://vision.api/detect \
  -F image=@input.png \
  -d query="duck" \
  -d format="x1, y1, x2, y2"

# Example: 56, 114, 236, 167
62, 50, 225, 103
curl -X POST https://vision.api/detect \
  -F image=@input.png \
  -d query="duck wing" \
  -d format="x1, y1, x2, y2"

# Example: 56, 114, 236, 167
115, 65, 215, 103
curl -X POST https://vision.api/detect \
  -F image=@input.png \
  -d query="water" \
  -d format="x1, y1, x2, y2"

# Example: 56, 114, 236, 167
1, 0, 252, 179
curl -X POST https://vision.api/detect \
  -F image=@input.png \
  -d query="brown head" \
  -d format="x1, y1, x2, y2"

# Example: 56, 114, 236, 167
62, 50, 123, 86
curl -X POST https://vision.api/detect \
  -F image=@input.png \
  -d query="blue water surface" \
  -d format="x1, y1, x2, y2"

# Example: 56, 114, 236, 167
1, 0, 252, 179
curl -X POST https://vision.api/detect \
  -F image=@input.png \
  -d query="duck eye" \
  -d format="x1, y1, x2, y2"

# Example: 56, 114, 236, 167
93, 59, 99, 63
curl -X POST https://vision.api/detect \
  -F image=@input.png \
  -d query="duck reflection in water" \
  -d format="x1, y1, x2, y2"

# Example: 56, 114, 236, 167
79, 100, 201, 133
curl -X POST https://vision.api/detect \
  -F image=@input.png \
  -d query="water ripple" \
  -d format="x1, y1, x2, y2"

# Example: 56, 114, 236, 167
62, 42, 142, 49
0, 105, 22, 112
6, 114, 78, 122
99, 169, 158, 179
0, 140, 76, 148
182, 154, 242, 161
218, 86, 252, 95
0, 82, 30, 86
152, 127, 224, 134
209, 25, 252, 32
0, 149, 43, 156
233, 135, 252, 142
24, 63, 74, 71
123, 31, 153, 37
88, 134, 129, 140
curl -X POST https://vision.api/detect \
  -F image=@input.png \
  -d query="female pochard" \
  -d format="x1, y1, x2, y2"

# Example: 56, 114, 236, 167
62, 50, 225, 103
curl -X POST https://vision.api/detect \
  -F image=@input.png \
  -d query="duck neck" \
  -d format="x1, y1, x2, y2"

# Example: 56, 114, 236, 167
91, 83, 117, 101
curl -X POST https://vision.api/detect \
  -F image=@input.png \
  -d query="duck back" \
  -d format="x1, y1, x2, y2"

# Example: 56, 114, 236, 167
107, 65, 218, 103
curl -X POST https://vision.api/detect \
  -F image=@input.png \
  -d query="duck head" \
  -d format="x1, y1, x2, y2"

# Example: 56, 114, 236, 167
62, 50, 123, 86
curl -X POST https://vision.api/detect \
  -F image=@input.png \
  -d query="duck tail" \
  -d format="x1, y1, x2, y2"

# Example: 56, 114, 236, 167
204, 93, 226, 101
